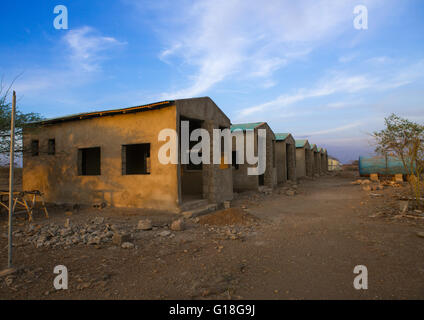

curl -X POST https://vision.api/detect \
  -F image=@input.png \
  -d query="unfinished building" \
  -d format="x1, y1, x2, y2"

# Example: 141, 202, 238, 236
231, 122, 277, 192
320, 148, 328, 172
22, 97, 233, 213
295, 140, 312, 178
311, 144, 321, 176
275, 133, 296, 184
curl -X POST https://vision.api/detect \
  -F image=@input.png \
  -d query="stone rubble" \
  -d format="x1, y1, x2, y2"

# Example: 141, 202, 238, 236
112, 233, 132, 245
137, 219, 152, 231
121, 242, 135, 249
170, 219, 185, 231
158, 230, 171, 237
9, 203, 259, 253
19, 217, 141, 249
22, 220, 115, 248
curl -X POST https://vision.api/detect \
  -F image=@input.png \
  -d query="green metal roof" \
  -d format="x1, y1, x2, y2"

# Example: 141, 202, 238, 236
275, 133, 290, 141
311, 144, 318, 151
230, 122, 264, 132
295, 139, 308, 148
318, 147, 322, 152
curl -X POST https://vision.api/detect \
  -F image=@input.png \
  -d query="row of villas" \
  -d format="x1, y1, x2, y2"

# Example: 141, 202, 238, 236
23, 97, 328, 213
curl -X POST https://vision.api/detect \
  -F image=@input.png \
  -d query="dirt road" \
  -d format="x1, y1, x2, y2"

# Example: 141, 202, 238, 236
1, 173, 423, 299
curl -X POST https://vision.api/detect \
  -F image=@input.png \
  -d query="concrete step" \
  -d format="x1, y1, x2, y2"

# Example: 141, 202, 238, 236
182, 203, 218, 219
179, 199, 209, 212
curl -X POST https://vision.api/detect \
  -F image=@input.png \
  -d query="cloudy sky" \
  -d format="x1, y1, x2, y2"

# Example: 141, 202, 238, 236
1, 0, 424, 162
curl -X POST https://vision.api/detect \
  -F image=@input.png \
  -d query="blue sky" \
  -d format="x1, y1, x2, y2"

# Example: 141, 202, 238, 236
1, 0, 424, 163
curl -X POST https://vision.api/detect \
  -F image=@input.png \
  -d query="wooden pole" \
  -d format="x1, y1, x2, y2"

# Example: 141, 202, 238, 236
8, 91, 16, 269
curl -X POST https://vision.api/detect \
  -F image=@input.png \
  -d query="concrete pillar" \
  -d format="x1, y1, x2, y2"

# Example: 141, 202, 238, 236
202, 120, 216, 202
264, 133, 274, 188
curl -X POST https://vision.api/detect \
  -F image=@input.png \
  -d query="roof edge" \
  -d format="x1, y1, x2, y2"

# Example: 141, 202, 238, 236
32, 100, 176, 126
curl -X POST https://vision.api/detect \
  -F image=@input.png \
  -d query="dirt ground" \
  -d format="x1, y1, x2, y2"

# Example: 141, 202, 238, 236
0, 171, 423, 300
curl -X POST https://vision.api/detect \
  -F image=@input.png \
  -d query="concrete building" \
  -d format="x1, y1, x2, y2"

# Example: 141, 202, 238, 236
328, 156, 342, 171
275, 133, 296, 184
23, 97, 233, 213
317, 147, 325, 173
320, 148, 328, 172
311, 144, 320, 176
295, 140, 312, 178
231, 122, 277, 192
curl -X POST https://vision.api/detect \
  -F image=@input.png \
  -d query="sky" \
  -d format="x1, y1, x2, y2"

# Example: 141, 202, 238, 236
1, 0, 424, 163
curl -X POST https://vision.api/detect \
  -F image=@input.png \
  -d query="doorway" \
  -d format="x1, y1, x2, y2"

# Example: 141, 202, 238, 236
180, 117, 204, 202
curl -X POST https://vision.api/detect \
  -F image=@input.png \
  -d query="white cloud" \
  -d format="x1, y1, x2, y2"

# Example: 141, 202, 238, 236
11, 26, 127, 114
338, 53, 358, 63
366, 56, 392, 65
238, 60, 424, 118
159, 43, 182, 63
154, 0, 386, 99
14, 27, 125, 95
64, 26, 126, 72
305, 121, 363, 136
239, 74, 375, 117
325, 101, 354, 109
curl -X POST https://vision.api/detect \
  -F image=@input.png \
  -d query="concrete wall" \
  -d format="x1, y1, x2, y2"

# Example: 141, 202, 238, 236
176, 97, 233, 204
295, 148, 306, 178
263, 123, 277, 188
232, 123, 277, 191
326, 153, 329, 171
306, 149, 313, 177
313, 151, 321, 175
296, 141, 313, 178
276, 135, 296, 184
232, 129, 260, 192
23, 106, 179, 211
286, 137, 296, 181
320, 152, 327, 173
276, 141, 285, 184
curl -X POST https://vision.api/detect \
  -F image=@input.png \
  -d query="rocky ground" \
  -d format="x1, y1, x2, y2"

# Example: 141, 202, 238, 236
0, 172, 423, 299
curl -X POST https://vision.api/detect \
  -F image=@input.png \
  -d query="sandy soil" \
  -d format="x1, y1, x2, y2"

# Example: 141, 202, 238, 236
0, 172, 423, 300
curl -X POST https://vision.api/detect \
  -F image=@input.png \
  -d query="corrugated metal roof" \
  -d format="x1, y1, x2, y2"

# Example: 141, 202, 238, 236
230, 122, 264, 132
275, 133, 290, 141
33, 100, 175, 125
295, 139, 308, 148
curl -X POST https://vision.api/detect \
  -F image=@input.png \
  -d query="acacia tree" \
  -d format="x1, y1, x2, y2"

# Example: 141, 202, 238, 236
373, 114, 424, 207
0, 80, 43, 159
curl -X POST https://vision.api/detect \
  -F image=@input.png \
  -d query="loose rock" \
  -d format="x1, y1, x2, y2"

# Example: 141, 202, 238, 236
137, 219, 152, 231
112, 233, 131, 245
416, 232, 424, 239
362, 185, 371, 192
158, 230, 171, 237
92, 217, 105, 225
121, 242, 135, 249
170, 219, 185, 231
286, 190, 296, 196
399, 201, 409, 213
